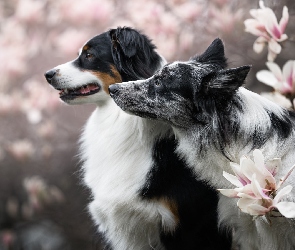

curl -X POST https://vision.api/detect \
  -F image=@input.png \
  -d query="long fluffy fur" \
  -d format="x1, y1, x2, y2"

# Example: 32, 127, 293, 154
109, 38, 295, 250
45, 30, 232, 249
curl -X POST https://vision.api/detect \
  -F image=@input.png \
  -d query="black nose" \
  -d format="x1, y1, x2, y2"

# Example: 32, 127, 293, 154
109, 84, 120, 95
44, 69, 57, 84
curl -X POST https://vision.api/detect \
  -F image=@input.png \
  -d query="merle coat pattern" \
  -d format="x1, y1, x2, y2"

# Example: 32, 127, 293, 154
109, 38, 295, 250
45, 29, 232, 250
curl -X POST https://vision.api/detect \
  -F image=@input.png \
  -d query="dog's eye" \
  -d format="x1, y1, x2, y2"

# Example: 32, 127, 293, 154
86, 53, 93, 59
154, 79, 161, 87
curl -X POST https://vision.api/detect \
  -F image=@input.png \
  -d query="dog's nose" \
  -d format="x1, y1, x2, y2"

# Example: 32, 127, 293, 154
44, 69, 57, 84
109, 84, 120, 95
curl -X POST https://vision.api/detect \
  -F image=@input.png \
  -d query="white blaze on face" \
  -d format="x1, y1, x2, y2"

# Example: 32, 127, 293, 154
52, 60, 102, 90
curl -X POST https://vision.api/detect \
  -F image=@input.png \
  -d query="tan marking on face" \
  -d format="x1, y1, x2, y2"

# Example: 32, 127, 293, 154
82, 44, 90, 51
90, 65, 122, 94
159, 197, 179, 226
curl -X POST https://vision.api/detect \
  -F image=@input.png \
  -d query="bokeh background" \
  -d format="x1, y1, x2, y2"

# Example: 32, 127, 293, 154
0, 0, 295, 249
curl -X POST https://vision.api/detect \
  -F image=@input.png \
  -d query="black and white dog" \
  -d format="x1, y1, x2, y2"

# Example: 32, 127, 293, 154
109, 38, 295, 250
45, 28, 232, 249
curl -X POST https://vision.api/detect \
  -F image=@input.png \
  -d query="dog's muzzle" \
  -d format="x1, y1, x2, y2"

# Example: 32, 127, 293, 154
109, 84, 120, 96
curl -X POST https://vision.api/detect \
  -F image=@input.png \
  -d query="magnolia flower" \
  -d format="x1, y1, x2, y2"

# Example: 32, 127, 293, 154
260, 91, 292, 109
209, 6, 243, 34
256, 60, 295, 95
244, 1, 289, 61
218, 149, 295, 218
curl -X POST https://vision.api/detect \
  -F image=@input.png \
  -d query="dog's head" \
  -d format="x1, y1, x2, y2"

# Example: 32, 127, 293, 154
44, 27, 164, 105
109, 38, 251, 128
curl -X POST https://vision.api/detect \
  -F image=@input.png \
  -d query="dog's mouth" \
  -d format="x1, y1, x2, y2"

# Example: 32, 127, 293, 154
57, 83, 101, 100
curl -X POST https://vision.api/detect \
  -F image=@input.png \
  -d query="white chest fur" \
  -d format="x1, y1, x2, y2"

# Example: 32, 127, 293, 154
79, 100, 174, 250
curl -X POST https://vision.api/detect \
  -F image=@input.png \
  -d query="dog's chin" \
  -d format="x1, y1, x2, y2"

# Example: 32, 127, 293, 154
129, 109, 158, 120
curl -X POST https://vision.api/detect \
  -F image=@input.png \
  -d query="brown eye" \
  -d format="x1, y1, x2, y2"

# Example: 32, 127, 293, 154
86, 53, 93, 59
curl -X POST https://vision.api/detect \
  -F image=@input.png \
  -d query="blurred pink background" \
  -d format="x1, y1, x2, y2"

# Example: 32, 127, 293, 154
0, 0, 294, 249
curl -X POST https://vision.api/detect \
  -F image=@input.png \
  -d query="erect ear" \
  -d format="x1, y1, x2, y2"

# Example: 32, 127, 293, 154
109, 27, 162, 80
201, 65, 251, 95
192, 65, 251, 123
190, 38, 227, 69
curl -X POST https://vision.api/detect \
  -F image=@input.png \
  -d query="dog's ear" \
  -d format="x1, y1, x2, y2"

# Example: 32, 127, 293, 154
110, 27, 139, 58
109, 27, 163, 80
192, 65, 250, 123
190, 38, 227, 69
201, 65, 251, 95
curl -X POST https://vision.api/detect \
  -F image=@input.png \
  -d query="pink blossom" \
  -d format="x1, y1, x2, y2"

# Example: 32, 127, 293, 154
1, 231, 15, 248
0, 19, 28, 81
24, 176, 47, 210
37, 121, 55, 139
256, 61, 295, 94
160, 12, 180, 36
179, 31, 194, 52
260, 91, 292, 109
173, 2, 203, 22
58, 0, 113, 26
244, 1, 289, 61
218, 149, 295, 218
21, 78, 61, 124
15, 0, 45, 23
0, 93, 19, 115
7, 140, 35, 161
23, 176, 64, 211
209, 6, 243, 34
54, 29, 90, 56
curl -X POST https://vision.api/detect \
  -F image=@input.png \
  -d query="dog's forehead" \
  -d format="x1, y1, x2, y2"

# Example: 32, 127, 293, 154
158, 61, 206, 78
159, 62, 189, 75
78, 32, 110, 56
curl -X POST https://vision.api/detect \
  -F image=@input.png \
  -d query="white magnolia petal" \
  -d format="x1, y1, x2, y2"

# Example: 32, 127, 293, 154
253, 149, 270, 176
277, 34, 288, 42
244, 19, 265, 36
275, 202, 295, 218
256, 70, 278, 88
263, 8, 281, 40
218, 189, 239, 198
237, 198, 257, 213
279, 6, 289, 33
265, 158, 282, 176
237, 192, 257, 199
277, 164, 295, 189
251, 175, 271, 199
230, 162, 241, 172
223, 171, 243, 187
260, 92, 292, 109
247, 203, 269, 216
267, 48, 277, 62
282, 60, 295, 91
230, 162, 249, 185
253, 40, 265, 53
273, 185, 293, 204
249, 9, 259, 18
240, 157, 257, 180
259, 0, 265, 9
266, 61, 283, 80
268, 39, 281, 54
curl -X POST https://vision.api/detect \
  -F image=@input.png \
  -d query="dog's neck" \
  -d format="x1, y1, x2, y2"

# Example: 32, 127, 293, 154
87, 98, 172, 150
174, 87, 295, 189
80, 97, 173, 197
